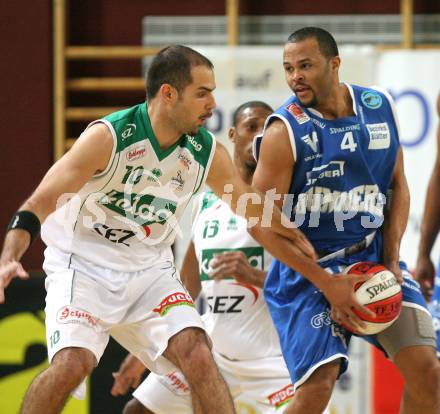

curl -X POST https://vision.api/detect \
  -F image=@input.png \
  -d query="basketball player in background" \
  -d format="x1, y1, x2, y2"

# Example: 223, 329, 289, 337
111, 101, 308, 414
250, 27, 440, 413
416, 93, 440, 355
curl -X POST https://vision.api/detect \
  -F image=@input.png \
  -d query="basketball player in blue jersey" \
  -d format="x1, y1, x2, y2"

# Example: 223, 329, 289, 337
250, 27, 440, 413
0, 46, 315, 414
416, 93, 440, 355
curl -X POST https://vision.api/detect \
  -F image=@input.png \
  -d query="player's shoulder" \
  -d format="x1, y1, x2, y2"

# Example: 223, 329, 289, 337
76, 121, 114, 151
104, 103, 143, 124
98, 103, 148, 152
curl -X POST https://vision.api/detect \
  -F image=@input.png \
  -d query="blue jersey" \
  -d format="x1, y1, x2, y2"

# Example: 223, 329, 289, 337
255, 84, 400, 253
255, 84, 430, 387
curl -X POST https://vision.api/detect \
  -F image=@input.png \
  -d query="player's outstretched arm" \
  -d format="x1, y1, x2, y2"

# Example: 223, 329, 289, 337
180, 241, 202, 300
206, 141, 315, 259
251, 120, 374, 331
0, 123, 113, 303
382, 147, 408, 284
416, 95, 440, 299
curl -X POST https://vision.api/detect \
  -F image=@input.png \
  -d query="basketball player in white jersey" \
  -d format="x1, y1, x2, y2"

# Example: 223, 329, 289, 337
111, 101, 313, 414
0, 46, 316, 414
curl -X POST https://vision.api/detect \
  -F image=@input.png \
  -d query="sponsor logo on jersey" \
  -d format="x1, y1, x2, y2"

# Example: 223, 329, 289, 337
301, 132, 318, 153
268, 384, 295, 408
311, 310, 332, 328
311, 118, 326, 129
158, 371, 190, 395
187, 135, 202, 152
121, 123, 137, 140
300, 184, 384, 215
306, 161, 345, 186
286, 103, 310, 124
206, 295, 246, 313
99, 190, 177, 227
366, 122, 390, 150
147, 168, 162, 182
361, 90, 383, 109
329, 124, 360, 134
126, 145, 146, 161
170, 170, 185, 191
178, 152, 193, 170
93, 222, 136, 246
304, 153, 323, 162
153, 292, 195, 316
227, 216, 238, 230
200, 247, 264, 281
56, 306, 97, 327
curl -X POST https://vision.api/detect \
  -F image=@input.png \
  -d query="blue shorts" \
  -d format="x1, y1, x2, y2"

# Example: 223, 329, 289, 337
428, 261, 440, 356
264, 234, 428, 389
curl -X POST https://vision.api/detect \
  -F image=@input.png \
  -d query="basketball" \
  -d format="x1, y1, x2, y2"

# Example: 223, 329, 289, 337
344, 261, 402, 335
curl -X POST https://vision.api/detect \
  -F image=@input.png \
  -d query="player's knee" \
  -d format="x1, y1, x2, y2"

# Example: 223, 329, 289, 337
292, 362, 338, 412
50, 348, 95, 389
123, 398, 151, 414
171, 328, 213, 372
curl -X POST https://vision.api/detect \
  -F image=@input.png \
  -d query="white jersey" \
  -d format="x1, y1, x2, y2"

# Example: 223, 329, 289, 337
192, 191, 282, 360
42, 103, 216, 271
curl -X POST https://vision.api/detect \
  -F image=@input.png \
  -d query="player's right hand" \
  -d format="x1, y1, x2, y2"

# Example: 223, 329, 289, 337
0, 260, 29, 303
111, 354, 146, 396
322, 273, 375, 332
414, 255, 435, 301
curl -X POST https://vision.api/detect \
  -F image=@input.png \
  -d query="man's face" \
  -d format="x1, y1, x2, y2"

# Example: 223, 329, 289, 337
172, 65, 216, 135
232, 106, 271, 171
283, 37, 337, 108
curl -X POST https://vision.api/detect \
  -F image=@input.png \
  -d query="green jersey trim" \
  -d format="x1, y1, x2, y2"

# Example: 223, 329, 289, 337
103, 102, 215, 166
200, 191, 218, 212
193, 131, 216, 194
103, 104, 149, 153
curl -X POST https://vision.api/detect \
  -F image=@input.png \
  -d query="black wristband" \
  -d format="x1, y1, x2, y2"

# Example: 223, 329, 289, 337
7, 211, 41, 244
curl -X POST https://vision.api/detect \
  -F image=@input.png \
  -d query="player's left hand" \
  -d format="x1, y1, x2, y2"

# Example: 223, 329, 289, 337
414, 254, 435, 301
208, 251, 263, 286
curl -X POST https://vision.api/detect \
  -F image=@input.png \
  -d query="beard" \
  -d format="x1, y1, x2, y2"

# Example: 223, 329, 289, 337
299, 92, 318, 108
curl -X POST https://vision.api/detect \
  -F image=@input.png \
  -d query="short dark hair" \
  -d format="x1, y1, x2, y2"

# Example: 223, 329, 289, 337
287, 27, 339, 59
232, 101, 273, 127
146, 45, 214, 100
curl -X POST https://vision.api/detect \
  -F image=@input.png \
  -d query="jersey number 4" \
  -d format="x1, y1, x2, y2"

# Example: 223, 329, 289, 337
340, 131, 357, 152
